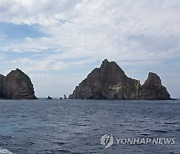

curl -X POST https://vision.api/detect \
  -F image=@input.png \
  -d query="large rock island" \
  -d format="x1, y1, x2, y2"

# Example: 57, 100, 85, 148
69, 59, 171, 100
0, 69, 36, 99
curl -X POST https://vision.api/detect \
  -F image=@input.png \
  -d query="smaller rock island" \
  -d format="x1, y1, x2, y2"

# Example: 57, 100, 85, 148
139, 72, 170, 100
0, 68, 36, 99
69, 59, 171, 100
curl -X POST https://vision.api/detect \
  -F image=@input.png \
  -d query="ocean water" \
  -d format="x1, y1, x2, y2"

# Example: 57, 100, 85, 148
0, 99, 180, 154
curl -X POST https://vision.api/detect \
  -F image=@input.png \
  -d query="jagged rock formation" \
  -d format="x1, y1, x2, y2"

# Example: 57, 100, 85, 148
0, 69, 36, 99
138, 72, 170, 100
69, 59, 140, 99
69, 59, 171, 100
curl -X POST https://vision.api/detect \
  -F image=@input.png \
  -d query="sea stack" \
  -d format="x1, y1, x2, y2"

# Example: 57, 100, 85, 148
0, 68, 36, 99
69, 59, 171, 100
69, 59, 140, 99
138, 72, 170, 100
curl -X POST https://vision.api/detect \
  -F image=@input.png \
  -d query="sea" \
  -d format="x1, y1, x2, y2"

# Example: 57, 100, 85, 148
0, 99, 180, 154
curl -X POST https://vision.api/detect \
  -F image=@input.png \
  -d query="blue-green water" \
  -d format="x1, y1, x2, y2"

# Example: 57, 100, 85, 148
0, 99, 180, 154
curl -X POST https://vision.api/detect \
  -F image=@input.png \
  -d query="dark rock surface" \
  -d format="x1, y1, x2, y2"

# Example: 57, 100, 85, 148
0, 69, 36, 99
0, 75, 5, 98
47, 96, 52, 99
69, 59, 140, 99
69, 59, 171, 100
138, 72, 170, 100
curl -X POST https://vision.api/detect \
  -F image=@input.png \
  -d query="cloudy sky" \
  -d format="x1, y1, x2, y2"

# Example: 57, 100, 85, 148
0, 0, 179, 98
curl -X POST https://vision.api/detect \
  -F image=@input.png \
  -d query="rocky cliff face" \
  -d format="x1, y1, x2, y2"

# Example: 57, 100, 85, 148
0, 69, 36, 99
0, 75, 5, 98
69, 59, 140, 99
69, 59, 171, 100
138, 72, 170, 100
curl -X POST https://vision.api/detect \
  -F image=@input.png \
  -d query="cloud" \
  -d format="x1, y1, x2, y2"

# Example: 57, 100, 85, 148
0, 0, 80, 25
0, 0, 180, 97
30, 73, 83, 97
1, 0, 180, 58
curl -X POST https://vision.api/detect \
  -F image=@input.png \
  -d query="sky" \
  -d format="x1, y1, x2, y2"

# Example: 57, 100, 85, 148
0, 0, 180, 98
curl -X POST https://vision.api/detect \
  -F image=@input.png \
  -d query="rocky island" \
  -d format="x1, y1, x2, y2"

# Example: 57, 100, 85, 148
139, 72, 170, 100
69, 59, 171, 100
0, 68, 36, 99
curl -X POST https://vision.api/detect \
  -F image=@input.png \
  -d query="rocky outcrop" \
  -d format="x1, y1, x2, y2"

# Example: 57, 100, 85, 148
0, 75, 5, 98
69, 59, 140, 99
0, 69, 36, 99
69, 59, 171, 100
138, 72, 170, 100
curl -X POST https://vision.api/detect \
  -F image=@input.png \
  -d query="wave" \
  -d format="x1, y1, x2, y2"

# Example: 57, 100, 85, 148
151, 130, 168, 134
0, 147, 14, 154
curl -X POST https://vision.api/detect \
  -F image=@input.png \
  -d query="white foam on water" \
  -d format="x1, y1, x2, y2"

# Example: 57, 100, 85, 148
0, 147, 14, 154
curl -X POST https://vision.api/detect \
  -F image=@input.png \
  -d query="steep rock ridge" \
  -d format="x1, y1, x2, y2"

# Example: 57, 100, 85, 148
69, 59, 140, 99
69, 59, 171, 100
0, 69, 36, 99
138, 72, 170, 100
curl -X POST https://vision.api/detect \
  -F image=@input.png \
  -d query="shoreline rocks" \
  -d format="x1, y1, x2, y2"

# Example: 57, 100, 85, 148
69, 59, 171, 100
0, 68, 36, 99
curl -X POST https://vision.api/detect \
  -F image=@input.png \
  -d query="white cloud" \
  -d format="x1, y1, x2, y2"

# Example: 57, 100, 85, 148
0, 0, 80, 25
1, 0, 179, 60
30, 73, 83, 97
0, 0, 180, 97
